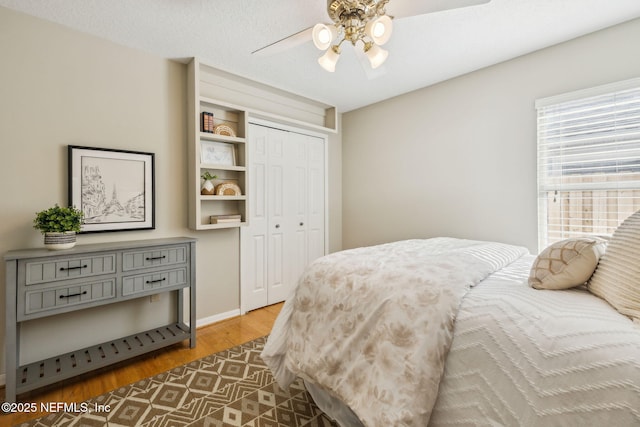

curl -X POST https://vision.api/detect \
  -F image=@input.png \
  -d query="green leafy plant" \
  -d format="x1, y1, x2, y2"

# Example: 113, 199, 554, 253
33, 204, 84, 234
201, 171, 217, 181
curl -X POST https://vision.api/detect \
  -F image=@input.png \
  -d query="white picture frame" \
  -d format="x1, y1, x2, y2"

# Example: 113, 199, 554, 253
200, 141, 236, 166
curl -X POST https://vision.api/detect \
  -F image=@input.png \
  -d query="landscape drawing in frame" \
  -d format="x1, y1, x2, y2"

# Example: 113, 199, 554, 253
68, 145, 155, 233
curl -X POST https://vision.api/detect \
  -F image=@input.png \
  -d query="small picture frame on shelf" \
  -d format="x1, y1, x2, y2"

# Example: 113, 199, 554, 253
200, 141, 236, 166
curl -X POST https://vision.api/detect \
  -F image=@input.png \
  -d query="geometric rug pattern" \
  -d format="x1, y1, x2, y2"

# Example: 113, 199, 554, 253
16, 337, 338, 427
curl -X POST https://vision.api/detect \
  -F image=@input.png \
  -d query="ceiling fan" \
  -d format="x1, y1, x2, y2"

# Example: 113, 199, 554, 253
252, 0, 491, 72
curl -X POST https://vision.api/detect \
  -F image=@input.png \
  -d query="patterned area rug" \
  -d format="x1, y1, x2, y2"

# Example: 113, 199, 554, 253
18, 337, 337, 426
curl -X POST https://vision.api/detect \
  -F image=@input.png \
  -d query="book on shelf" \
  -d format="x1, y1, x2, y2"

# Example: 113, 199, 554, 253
200, 112, 214, 133
210, 214, 242, 224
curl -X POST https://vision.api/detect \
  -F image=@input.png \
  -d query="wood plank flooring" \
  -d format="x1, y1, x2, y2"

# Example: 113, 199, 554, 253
1, 303, 283, 426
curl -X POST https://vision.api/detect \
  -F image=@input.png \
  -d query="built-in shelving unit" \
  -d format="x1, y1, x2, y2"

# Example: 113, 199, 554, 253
187, 57, 337, 231
188, 93, 248, 230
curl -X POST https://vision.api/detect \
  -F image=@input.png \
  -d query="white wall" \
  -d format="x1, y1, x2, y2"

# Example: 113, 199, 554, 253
0, 7, 342, 374
342, 17, 640, 254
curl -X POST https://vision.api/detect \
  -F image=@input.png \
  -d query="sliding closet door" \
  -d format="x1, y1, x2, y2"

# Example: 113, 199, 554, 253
241, 122, 326, 313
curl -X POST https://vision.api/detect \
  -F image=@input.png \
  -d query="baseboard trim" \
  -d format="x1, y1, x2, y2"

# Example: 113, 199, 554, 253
196, 309, 241, 328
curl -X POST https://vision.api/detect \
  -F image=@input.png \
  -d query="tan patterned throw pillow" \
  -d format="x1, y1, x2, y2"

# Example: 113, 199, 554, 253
529, 237, 607, 290
589, 210, 640, 322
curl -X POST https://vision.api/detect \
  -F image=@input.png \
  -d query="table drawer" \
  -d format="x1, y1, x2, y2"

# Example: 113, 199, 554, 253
22, 279, 116, 318
122, 245, 188, 271
122, 267, 188, 296
24, 254, 116, 285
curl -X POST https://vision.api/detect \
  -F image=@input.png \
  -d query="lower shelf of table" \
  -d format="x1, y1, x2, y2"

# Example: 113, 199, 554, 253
15, 322, 192, 396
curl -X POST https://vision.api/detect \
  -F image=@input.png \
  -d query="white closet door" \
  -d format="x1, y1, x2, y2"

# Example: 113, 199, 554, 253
241, 122, 326, 313
289, 133, 326, 283
289, 137, 309, 287
266, 128, 290, 305
241, 125, 269, 311
306, 135, 326, 263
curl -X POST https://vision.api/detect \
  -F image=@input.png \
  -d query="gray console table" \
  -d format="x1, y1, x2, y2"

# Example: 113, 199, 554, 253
4, 237, 196, 402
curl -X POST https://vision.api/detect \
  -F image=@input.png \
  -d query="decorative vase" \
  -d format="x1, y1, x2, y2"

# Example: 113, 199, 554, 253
44, 231, 77, 250
201, 179, 215, 195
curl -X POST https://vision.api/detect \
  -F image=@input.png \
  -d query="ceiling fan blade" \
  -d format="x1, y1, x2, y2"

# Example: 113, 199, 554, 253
386, 0, 491, 19
252, 26, 314, 56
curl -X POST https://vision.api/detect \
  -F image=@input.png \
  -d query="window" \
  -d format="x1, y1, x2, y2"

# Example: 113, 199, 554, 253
536, 78, 640, 250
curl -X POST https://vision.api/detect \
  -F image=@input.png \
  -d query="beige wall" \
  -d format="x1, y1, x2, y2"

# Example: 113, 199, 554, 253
0, 7, 342, 373
343, 17, 640, 254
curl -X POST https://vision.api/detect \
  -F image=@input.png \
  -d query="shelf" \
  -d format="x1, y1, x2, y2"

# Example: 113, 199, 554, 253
200, 195, 246, 201
200, 164, 246, 172
15, 322, 191, 395
199, 132, 245, 144
196, 222, 247, 230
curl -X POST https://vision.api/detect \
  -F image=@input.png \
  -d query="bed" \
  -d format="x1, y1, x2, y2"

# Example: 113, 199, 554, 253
262, 216, 640, 426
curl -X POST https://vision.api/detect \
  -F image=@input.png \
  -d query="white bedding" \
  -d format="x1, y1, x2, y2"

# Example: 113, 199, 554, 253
430, 254, 640, 426
262, 238, 640, 426
262, 238, 527, 425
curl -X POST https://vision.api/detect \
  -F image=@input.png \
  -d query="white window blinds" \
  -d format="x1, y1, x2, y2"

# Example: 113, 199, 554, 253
536, 78, 640, 250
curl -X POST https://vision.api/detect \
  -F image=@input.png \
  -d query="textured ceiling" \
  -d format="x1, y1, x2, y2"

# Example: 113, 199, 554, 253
2, 0, 640, 112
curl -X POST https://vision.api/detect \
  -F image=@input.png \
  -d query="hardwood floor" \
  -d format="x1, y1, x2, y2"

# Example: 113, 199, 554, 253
1, 303, 283, 426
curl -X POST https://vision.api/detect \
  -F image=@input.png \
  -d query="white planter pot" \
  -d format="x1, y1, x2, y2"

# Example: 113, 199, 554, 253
44, 232, 77, 250
201, 179, 215, 195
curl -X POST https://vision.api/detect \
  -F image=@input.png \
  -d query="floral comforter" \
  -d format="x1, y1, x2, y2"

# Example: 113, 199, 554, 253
262, 237, 528, 426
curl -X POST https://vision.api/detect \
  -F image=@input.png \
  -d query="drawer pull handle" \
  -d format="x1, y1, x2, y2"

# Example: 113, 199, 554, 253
59, 265, 88, 271
146, 278, 167, 284
146, 256, 167, 261
60, 291, 88, 299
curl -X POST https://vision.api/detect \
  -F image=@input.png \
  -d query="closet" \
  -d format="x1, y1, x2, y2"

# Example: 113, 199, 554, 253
240, 122, 326, 312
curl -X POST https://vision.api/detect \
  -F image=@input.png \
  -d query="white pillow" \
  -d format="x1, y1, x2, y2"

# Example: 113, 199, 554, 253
529, 237, 607, 290
588, 210, 640, 322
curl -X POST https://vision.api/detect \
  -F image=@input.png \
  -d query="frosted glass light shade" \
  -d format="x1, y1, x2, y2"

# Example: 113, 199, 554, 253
365, 15, 393, 45
318, 47, 340, 72
312, 23, 338, 50
366, 44, 388, 69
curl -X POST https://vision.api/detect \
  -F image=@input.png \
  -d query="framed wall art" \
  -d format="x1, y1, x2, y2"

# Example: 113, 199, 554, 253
200, 141, 236, 166
68, 145, 155, 233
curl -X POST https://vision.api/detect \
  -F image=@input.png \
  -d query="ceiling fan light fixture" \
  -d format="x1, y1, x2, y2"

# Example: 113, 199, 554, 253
314, 0, 394, 72
364, 42, 388, 69
312, 23, 338, 50
365, 15, 393, 45
318, 45, 341, 72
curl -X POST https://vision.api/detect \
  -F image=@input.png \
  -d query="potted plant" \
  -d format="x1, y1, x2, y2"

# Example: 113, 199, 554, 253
33, 204, 84, 250
201, 171, 217, 195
